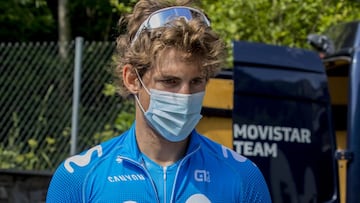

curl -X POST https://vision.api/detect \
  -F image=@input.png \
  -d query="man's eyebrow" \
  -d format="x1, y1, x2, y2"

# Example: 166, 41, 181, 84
195, 75, 206, 79
157, 74, 180, 79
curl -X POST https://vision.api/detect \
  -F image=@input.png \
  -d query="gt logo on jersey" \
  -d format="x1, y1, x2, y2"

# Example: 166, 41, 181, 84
64, 145, 103, 173
194, 170, 210, 182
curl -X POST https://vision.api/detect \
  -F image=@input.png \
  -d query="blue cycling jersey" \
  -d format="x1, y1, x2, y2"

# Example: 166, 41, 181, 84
141, 153, 179, 203
46, 123, 272, 203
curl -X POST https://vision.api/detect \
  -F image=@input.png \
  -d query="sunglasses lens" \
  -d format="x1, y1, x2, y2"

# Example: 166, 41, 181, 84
148, 8, 197, 27
132, 6, 210, 45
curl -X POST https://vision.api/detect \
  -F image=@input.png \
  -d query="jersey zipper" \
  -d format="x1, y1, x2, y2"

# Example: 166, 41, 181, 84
163, 166, 167, 203
169, 145, 201, 203
120, 156, 161, 203
119, 144, 201, 203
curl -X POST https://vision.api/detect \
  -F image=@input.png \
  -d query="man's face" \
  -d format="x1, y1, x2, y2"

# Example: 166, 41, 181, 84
138, 49, 207, 111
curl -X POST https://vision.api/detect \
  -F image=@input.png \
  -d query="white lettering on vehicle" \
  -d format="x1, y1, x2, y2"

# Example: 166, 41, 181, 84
233, 124, 312, 158
234, 124, 311, 143
64, 145, 103, 173
108, 174, 146, 182
234, 141, 277, 157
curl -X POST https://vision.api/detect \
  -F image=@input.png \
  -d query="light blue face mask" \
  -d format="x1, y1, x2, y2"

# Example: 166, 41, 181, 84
134, 71, 204, 142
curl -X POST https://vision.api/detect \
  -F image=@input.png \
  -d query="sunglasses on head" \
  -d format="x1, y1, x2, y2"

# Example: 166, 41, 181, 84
131, 6, 211, 45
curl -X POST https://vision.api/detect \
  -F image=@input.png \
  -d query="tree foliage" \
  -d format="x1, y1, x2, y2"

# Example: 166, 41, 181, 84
0, 0, 136, 42
0, 0, 56, 41
194, 0, 360, 65
66, 0, 136, 41
1, 0, 360, 46
200, 0, 360, 48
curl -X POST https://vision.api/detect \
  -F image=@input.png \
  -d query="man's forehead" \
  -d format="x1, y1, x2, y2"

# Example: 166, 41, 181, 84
156, 48, 202, 65
147, 65, 206, 80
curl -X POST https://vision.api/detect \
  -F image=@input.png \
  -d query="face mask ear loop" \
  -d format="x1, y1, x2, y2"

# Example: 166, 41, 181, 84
134, 93, 146, 113
133, 68, 150, 113
134, 68, 151, 95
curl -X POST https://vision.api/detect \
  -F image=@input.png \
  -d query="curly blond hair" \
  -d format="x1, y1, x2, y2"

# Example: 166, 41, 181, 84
113, 0, 227, 97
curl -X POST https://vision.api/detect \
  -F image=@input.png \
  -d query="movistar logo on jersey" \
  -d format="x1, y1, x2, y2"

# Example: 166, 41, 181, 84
64, 145, 103, 173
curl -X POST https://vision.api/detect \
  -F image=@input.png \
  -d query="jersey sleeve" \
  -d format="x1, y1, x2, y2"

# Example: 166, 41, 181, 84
46, 162, 84, 203
240, 161, 272, 203
46, 144, 105, 202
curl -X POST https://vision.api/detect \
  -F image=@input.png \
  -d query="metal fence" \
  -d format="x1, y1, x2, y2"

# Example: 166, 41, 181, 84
0, 38, 131, 171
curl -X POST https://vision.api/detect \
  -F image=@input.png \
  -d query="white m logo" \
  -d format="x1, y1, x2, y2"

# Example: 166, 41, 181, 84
64, 145, 103, 173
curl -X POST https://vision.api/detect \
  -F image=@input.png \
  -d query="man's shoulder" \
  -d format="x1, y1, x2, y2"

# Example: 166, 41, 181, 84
47, 131, 138, 201
197, 134, 259, 173
56, 132, 130, 177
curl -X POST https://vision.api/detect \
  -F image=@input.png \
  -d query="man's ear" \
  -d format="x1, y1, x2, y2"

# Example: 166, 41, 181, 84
123, 64, 140, 94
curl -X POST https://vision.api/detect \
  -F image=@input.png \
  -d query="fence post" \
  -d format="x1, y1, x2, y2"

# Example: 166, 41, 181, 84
71, 37, 83, 155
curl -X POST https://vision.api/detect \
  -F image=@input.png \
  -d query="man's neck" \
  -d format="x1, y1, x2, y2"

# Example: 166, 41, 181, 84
135, 119, 189, 167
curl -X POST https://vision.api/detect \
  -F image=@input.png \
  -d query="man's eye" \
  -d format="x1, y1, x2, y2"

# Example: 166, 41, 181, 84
191, 78, 205, 85
162, 79, 177, 85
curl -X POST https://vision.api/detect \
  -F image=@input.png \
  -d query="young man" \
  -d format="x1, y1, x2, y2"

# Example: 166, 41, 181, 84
46, 0, 272, 202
